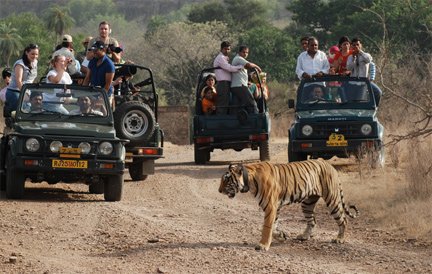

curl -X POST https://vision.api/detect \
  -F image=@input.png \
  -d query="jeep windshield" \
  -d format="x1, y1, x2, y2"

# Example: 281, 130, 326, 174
18, 84, 109, 118
296, 76, 376, 111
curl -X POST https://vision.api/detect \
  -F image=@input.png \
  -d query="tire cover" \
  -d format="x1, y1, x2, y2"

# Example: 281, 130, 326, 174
114, 101, 156, 145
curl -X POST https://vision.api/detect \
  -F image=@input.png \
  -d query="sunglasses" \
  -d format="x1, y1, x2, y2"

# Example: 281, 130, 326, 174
28, 43, 39, 50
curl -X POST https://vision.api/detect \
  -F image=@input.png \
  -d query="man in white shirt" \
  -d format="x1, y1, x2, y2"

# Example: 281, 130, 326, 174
213, 41, 243, 115
295, 37, 330, 80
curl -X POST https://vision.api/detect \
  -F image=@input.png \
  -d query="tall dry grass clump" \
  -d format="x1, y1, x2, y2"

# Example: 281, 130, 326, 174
368, 49, 432, 240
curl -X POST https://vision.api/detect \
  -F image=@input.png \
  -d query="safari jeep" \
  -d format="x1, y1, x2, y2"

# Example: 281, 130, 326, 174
0, 84, 126, 201
112, 64, 164, 181
193, 68, 270, 164
288, 75, 384, 168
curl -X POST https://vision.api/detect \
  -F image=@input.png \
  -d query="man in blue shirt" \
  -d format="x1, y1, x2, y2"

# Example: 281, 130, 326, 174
83, 41, 115, 104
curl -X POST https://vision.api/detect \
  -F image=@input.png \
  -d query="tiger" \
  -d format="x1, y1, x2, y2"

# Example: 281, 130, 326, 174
218, 159, 359, 251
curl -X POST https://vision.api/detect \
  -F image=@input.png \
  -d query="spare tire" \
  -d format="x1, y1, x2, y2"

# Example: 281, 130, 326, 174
114, 101, 156, 146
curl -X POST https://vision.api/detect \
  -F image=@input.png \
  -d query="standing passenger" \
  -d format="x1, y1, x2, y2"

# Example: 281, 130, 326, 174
87, 21, 121, 63
4, 44, 39, 116
347, 38, 382, 105
83, 41, 115, 106
231, 45, 262, 114
295, 37, 330, 80
213, 41, 243, 115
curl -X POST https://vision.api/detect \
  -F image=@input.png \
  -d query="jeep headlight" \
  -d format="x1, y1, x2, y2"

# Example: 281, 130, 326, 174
301, 125, 313, 136
50, 141, 63, 153
26, 138, 40, 152
99, 142, 113, 155
78, 142, 91, 154
361, 124, 372, 135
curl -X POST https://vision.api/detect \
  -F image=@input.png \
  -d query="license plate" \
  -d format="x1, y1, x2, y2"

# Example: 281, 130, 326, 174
52, 159, 88, 169
326, 133, 348, 147
60, 147, 81, 154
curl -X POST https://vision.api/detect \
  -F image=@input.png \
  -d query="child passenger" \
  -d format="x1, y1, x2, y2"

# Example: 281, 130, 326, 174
201, 86, 217, 115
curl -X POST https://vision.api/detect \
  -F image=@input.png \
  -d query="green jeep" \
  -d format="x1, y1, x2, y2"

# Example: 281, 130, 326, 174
288, 75, 384, 168
193, 68, 271, 164
112, 64, 164, 181
0, 84, 126, 201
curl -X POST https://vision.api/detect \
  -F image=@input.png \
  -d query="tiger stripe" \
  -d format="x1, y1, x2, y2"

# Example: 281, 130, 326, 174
219, 159, 359, 251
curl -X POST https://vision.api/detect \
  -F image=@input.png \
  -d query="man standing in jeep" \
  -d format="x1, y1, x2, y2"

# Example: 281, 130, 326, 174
295, 37, 330, 80
231, 45, 262, 114
213, 41, 243, 115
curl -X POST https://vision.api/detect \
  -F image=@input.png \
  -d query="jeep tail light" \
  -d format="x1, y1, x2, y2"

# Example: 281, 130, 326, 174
196, 137, 214, 144
138, 148, 158, 155
249, 134, 268, 141
301, 143, 312, 148
24, 159, 39, 166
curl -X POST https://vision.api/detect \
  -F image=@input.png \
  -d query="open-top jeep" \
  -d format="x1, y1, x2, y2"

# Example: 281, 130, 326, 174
193, 68, 270, 164
288, 75, 384, 168
112, 64, 164, 181
0, 84, 126, 200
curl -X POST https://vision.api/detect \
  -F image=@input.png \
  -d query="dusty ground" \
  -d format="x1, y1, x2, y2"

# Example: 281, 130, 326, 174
0, 139, 431, 274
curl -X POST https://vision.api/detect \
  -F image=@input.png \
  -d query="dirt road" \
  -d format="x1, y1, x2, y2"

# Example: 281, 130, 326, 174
0, 140, 431, 273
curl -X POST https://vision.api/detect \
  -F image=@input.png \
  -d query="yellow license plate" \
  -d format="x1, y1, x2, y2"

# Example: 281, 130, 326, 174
60, 147, 81, 154
52, 159, 88, 169
326, 133, 348, 147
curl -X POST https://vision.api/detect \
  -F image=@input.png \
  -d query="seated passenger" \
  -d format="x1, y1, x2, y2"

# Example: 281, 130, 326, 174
201, 86, 217, 115
200, 74, 216, 98
70, 96, 103, 115
25, 91, 44, 113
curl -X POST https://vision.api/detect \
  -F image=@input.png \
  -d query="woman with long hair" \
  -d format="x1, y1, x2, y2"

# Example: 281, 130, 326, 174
4, 43, 39, 116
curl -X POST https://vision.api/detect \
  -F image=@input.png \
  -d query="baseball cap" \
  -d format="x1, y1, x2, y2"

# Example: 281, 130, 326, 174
82, 36, 93, 45
62, 34, 73, 43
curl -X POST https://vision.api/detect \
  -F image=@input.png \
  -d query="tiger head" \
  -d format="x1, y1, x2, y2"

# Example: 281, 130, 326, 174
218, 164, 250, 198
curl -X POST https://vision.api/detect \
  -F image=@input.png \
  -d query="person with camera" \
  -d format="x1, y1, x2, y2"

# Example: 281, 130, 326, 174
83, 41, 115, 106
87, 21, 122, 63
52, 34, 81, 77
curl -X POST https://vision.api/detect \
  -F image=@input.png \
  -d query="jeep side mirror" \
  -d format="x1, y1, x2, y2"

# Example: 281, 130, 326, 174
288, 99, 295, 108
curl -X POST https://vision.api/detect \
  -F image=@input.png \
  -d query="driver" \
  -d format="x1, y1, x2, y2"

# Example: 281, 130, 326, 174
27, 91, 44, 113
309, 86, 325, 101
70, 96, 103, 115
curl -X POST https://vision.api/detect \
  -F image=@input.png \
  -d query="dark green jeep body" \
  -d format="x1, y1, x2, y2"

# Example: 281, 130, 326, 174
288, 76, 384, 167
0, 84, 126, 200
193, 68, 270, 164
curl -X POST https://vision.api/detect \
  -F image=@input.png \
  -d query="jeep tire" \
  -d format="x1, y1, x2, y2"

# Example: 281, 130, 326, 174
194, 144, 210, 164
104, 174, 123, 201
114, 101, 156, 146
129, 159, 148, 181
288, 141, 307, 162
6, 151, 25, 199
259, 140, 270, 161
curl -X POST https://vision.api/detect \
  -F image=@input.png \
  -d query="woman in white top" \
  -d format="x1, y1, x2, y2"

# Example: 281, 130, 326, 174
45, 54, 73, 114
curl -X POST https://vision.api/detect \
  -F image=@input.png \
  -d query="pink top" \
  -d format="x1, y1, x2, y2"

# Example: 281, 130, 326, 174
213, 52, 242, 82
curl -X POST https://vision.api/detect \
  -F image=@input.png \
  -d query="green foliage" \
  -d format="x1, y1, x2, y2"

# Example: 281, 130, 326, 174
142, 21, 237, 106
67, 0, 118, 27
43, 4, 75, 41
0, 22, 23, 67
1, 13, 53, 76
239, 24, 298, 81
287, 0, 432, 54
188, 0, 233, 24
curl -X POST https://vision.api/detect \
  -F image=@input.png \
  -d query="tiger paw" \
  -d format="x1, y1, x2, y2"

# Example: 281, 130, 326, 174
255, 243, 270, 251
273, 231, 288, 242
296, 233, 312, 241
331, 237, 345, 244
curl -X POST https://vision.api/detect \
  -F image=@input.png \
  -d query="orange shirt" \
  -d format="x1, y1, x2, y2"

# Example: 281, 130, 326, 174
202, 97, 216, 114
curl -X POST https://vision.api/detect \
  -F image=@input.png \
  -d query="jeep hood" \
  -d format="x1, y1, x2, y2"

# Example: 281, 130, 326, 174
297, 109, 376, 120
14, 121, 116, 138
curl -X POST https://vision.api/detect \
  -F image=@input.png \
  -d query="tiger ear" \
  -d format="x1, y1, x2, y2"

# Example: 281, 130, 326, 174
229, 164, 243, 174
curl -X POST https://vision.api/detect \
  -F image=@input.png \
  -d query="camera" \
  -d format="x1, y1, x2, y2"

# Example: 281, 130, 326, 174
107, 44, 123, 54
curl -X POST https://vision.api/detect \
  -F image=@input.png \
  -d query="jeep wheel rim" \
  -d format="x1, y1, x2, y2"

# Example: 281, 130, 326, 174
122, 110, 149, 138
